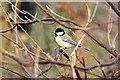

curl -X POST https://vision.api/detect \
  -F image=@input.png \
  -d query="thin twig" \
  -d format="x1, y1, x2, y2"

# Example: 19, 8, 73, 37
0, 65, 27, 78
82, 57, 87, 79
0, 25, 16, 33
34, 45, 40, 77
22, 66, 33, 78
108, 7, 112, 48
112, 32, 118, 51
75, 69, 81, 80
91, 55, 106, 78
37, 65, 52, 78
46, 5, 66, 19
86, 71, 103, 78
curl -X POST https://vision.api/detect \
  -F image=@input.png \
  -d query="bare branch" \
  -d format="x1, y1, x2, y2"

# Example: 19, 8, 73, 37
38, 55, 120, 71
82, 57, 87, 79
0, 65, 27, 78
106, 0, 120, 17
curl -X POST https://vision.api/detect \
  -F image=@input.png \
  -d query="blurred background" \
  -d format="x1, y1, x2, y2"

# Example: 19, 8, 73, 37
0, 1, 119, 78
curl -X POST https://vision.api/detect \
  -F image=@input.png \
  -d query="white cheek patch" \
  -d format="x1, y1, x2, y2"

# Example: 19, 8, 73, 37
56, 32, 64, 36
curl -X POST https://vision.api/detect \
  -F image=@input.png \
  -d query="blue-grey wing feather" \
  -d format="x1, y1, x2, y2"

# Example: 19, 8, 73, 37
63, 38, 77, 46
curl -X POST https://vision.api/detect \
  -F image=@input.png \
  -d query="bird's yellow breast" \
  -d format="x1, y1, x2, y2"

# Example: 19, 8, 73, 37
55, 36, 72, 48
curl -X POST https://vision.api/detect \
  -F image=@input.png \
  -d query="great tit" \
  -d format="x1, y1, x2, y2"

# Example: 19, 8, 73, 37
54, 27, 89, 51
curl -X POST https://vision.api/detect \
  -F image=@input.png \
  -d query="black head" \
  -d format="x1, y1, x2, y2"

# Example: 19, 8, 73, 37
54, 27, 65, 36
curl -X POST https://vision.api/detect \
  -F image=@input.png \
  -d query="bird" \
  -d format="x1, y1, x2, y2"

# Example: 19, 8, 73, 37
54, 27, 89, 51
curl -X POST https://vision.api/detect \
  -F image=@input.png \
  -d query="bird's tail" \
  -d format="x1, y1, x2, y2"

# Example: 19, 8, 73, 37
78, 45, 90, 51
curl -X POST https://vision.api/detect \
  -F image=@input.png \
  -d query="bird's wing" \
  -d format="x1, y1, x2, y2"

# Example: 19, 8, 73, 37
63, 38, 90, 51
63, 38, 77, 46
